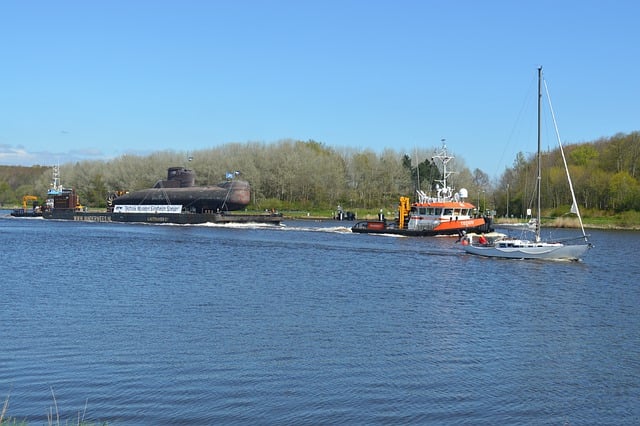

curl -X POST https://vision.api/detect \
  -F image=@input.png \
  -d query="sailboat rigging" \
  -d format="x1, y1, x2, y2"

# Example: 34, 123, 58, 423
461, 67, 592, 260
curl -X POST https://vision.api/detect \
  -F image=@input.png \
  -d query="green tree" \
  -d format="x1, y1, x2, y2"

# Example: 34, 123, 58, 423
84, 173, 108, 207
609, 171, 640, 211
0, 181, 16, 206
569, 145, 599, 167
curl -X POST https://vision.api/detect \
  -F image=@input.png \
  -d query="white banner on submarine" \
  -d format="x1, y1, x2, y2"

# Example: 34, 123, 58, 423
113, 205, 183, 213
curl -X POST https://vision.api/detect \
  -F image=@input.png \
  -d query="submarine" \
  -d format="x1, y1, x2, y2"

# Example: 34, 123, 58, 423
110, 167, 251, 213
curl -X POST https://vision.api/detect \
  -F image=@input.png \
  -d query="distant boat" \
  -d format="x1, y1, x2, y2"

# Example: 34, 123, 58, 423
461, 67, 592, 260
352, 142, 493, 237
10, 195, 42, 218
497, 218, 537, 230
11, 165, 65, 218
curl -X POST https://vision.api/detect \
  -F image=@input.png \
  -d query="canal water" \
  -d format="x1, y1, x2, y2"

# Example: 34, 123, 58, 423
1, 212, 638, 424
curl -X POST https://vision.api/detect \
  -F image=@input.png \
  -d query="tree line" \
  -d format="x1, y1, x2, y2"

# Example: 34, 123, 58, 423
1, 131, 638, 217
493, 131, 640, 217
0, 140, 468, 212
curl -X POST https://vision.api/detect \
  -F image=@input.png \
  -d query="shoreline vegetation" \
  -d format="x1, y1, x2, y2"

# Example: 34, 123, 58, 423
2, 133, 639, 230
494, 216, 640, 231
259, 207, 640, 230
271, 209, 640, 230
3, 207, 640, 230
284, 210, 640, 231
1, 392, 105, 426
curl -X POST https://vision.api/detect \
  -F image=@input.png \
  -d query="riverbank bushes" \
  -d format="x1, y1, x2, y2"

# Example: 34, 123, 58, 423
1, 132, 639, 225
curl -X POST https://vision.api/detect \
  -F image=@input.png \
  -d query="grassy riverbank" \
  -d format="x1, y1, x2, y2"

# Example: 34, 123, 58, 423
281, 208, 640, 230
494, 210, 640, 231
1, 394, 106, 426
4, 205, 639, 230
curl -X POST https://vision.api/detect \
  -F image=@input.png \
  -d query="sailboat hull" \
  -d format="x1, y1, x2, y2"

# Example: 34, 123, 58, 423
462, 241, 590, 261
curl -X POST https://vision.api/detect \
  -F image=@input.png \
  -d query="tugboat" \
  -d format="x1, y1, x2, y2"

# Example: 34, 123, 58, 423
352, 143, 492, 237
11, 165, 65, 218
43, 167, 282, 225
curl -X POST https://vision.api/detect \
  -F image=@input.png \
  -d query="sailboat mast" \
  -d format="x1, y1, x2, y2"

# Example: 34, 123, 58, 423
536, 66, 542, 242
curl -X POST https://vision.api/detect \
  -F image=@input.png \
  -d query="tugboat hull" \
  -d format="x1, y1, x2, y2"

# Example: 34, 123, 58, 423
10, 209, 43, 218
351, 218, 492, 237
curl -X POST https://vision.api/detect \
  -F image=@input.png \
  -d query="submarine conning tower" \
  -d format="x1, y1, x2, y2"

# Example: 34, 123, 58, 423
153, 167, 196, 189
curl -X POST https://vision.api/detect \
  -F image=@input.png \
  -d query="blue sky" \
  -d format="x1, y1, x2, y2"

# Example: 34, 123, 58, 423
1, 0, 638, 178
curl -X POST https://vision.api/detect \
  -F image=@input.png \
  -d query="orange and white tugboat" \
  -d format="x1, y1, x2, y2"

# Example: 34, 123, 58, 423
352, 142, 493, 237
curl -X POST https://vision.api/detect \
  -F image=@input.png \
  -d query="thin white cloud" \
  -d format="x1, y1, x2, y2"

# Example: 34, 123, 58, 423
0, 144, 110, 166
0, 145, 34, 164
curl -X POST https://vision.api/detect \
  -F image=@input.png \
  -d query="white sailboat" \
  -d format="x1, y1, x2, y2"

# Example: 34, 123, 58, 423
462, 67, 592, 261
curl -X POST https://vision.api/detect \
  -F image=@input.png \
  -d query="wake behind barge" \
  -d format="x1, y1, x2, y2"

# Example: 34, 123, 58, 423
42, 167, 282, 225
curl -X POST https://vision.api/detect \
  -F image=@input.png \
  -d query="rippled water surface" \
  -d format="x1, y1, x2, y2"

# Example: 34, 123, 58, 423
1, 212, 639, 424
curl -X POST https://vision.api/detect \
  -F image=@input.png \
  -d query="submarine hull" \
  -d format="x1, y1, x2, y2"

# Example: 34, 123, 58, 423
112, 180, 251, 213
